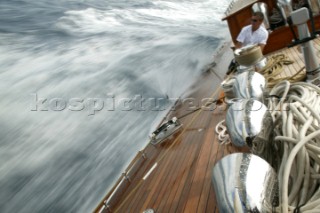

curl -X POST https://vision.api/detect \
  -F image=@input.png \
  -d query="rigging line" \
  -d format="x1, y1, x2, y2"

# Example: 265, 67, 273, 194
209, 68, 223, 81
178, 108, 202, 120
175, 67, 225, 120
113, 87, 221, 213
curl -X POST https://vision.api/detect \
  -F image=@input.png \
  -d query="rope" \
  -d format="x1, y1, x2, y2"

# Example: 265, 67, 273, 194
266, 81, 320, 213
257, 54, 306, 87
176, 68, 225, 120
234, 45, 263, 66
215, 119, 230, 145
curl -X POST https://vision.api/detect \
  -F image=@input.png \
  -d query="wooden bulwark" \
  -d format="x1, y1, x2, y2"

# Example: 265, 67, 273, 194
95, 38, 320, 213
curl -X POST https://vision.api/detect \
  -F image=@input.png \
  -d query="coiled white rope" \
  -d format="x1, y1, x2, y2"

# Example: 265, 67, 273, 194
215, 119, 230, 145
268, 80, 320, 213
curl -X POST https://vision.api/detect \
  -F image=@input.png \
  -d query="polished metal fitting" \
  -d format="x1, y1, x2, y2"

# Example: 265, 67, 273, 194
212, 153, 279, 213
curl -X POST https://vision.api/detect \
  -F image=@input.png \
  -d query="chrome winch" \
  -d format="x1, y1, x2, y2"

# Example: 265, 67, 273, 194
221, 70, 267, 105
212, 153, 279, 213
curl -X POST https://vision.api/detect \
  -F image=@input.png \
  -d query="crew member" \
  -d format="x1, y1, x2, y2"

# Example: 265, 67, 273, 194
235, 11, 269, 51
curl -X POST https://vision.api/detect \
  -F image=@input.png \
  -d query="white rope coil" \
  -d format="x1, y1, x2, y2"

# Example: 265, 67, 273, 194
215, 119, 230, 145
267, 80, 320, 213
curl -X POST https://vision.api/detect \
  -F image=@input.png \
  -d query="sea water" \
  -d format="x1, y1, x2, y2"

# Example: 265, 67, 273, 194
0, 0, 231, 212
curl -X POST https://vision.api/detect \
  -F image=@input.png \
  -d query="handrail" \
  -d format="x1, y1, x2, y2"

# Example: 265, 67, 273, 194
94, 150, 148, 213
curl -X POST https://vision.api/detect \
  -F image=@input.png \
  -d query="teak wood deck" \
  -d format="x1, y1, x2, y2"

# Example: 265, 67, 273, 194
95, 38, 320, 213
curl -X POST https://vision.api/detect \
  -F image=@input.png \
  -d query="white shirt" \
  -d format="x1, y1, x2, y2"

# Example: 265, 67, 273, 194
236, 25, 268, 47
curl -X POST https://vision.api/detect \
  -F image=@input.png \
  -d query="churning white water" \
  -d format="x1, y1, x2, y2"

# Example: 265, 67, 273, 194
0, 0, 231, 212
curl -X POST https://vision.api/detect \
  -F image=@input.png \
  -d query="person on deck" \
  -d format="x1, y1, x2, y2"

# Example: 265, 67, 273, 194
235, 11, 269, 52
227, 12, 269, 75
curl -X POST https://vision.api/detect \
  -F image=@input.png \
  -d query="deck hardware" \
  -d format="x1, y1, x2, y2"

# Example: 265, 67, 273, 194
234, 44, 263, 67
139, 150, 147, 159
106, 205, 111, 212
291, 8, 320, 81
150, 117, 182, 145
212, 153, 279, 212
284, 7, 320, 83
122, 173, 131, 182
225, 99, 275, 165
143, 163, 158, 180
143, 209, 155, 213
221, 71, 266, 105
98, 203, 111, 213
97, 204, 105, 213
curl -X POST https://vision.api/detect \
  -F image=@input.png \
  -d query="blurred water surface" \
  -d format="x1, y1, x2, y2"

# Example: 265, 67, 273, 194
0, 0, 230, 212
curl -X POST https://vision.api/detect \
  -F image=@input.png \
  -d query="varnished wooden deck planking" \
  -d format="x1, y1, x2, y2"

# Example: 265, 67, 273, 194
278, 37, 320, 78
112, 105, 248, 213
98, 38, 320, 213
132, 130, 192, 211
114, 106, 216, 210
109, 99, 223, 212
314, 39, 320, 59
146, 126, 207, 211
277, 47, 304, 78
287, 47, 303, 73
190, 111, 225, 213
197, 111, 236, 213
314, 38, 320, 50
149, 111, 213, 212
172, 111, 222, 213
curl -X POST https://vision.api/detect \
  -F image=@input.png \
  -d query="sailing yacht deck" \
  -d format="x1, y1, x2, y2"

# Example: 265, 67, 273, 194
95, 38, 320, 213
275, 39, 320, 79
